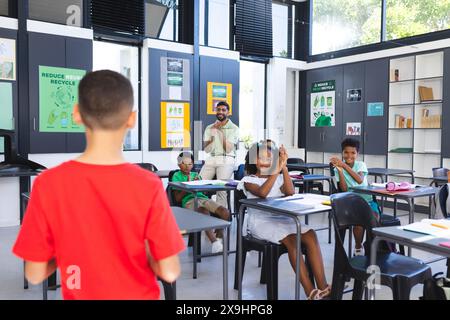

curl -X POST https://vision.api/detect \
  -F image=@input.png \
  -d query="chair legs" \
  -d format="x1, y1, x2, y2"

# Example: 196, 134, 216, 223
330, 273, 346, 300
233, 247, 248, 290
352, 279, 365, 300
162, 280, 177, 300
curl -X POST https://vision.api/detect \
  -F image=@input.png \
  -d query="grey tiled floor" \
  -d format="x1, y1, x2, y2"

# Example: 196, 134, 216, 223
0, 208, 447, 300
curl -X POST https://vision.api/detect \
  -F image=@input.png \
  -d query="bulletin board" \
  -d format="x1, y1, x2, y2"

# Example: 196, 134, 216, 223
207, 82, 232, 115
160, 101, 190, 149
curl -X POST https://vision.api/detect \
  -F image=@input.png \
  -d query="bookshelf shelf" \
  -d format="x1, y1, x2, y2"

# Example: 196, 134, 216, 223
388, 51, 444, 179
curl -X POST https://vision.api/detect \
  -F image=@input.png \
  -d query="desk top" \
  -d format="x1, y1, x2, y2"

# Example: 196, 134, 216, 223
292, 174, 332, 182
0, 169, 41, 178
171, 206, 230, 234
351, 185, 436, 199
239, 194, 331, 217
287, 163, 329, 170
168, 181, 237, 192
368, 168, 415, 176
373, 226, 450, 258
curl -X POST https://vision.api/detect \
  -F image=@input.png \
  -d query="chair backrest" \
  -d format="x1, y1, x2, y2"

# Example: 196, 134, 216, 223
167, 169, 180, 206
136, 163, 158, 172
234, 164, 246, 181
436, 184, 449, 218
287, 158, 307, 173
193, 160, 205, 173
433, 167, 449, 177
330, 192, 379, 265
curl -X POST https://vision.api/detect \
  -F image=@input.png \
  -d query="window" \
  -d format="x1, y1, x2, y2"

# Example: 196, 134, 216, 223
239, 61, 266, 145
29, 0, 83, 27
272, 1, 294, 58
145, 0, 179, 41
386, 0, 450, 41
311, 0, 382, 55
0, 0, 8, 16
93, 41, 140, 150
200, 0, 230, 49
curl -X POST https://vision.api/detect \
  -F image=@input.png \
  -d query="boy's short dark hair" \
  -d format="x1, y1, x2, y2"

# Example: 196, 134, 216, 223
341, 138, 360, 152
78, 70, 134, 130
177, 152, 194, 164
216, 101, 229, 111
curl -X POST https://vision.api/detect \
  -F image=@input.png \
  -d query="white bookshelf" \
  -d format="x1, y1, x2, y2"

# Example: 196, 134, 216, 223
389, 51, 444, 180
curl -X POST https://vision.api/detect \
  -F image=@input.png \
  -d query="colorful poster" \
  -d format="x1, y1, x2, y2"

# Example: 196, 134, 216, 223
367, 102, 384, 117
39, 66, 86, 133
310, 80, 335, 127
0, 38, 16, 81
161, 102, 190, 149
0, 82, 13, 153
346, 122, 361, 136
161, 57, 190, 101
207, 82, 232, 115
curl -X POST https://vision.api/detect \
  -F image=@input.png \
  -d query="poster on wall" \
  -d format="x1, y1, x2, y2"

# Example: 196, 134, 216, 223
346, 122, 361, 136
39, 65, 86, 133
161, 57, 190, 101
346, 88, 362, 102
0, 38, 16, 81
367, 102, 384, 117
0, 82, 13, 153
207, 82, 232, 115
161, 101, 190, 148
310, 80, 335, 127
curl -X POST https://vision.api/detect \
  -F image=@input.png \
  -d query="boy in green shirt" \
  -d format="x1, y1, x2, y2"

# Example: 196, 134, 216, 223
330, 138, 380, 256
172, 152, 230, 253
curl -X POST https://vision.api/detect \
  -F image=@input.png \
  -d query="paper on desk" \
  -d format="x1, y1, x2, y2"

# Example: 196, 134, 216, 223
181, 180, 228, 186
371, 183, 387, 188
400, 219, 450, 238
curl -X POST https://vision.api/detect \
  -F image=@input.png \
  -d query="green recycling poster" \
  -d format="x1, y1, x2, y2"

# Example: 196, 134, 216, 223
39, 65, 86, 133
310, 80, 335, 127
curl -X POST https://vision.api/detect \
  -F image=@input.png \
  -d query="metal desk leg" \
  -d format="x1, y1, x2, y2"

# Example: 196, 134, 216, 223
193, 196, 199, 279
237, 206, 244, 300
304, 181, 309, 225
369, 237, 381, 300
294, 217, 302, 300
407, 198, 414, 257
222, 226, 229, 300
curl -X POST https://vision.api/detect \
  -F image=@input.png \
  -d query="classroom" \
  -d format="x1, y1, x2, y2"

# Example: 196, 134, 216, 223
1, 0, 450, 303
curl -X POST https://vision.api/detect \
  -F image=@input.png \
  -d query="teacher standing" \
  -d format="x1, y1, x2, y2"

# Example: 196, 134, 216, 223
201, 101, 239, 209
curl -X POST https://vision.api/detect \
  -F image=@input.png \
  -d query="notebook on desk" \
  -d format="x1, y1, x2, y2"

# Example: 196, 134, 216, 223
257, 198, 315, 212
400, 219, 450, 238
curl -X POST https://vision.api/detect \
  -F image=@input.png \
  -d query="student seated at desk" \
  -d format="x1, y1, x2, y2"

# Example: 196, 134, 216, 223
330, 138, 380, 256
172, 151, 230, 254
238, 140, 330, 300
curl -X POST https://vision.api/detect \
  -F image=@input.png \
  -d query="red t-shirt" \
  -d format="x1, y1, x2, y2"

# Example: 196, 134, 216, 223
13, 160, 185, 300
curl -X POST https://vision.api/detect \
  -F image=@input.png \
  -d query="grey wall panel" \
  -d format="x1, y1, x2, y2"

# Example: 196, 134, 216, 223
28, 32, 66, 153
148, 48, 194, 151
199, 56, 239, 137
65, 37, 92, 153
364, 58, 389, 156
442, 49, 450, 158
343, 62, 365, 153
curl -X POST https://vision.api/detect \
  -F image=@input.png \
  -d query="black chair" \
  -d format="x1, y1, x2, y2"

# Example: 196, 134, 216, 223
330, 192, 432, 300
287, 158, 323, 194
135, 162, 158, 172
193, 160, 205, 173
434, 184, 450, 277
233, 190, 315, 300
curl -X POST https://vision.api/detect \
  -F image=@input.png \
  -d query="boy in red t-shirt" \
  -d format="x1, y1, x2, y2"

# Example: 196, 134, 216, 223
13, 70, 185, 300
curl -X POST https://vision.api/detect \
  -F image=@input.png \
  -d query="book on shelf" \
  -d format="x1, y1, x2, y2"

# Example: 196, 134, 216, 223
418, 86, 434, 102
394, 114, 412, 128
390, 68, 400, 81
389, 147, 413, 153
420, 108, 441, 128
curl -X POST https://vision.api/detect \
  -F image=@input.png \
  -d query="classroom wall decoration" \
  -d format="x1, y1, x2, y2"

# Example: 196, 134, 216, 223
0, 82, 13, 153
346, 88, 362, 102
160, 57, 190, 101
207, 81, 232, 115
367, 102, 384, 117
39, 65, 86, 133
0, 38, 16, 81
160, 101, 190, 148
310, 80, 335, 127
346, 122, 361, 136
